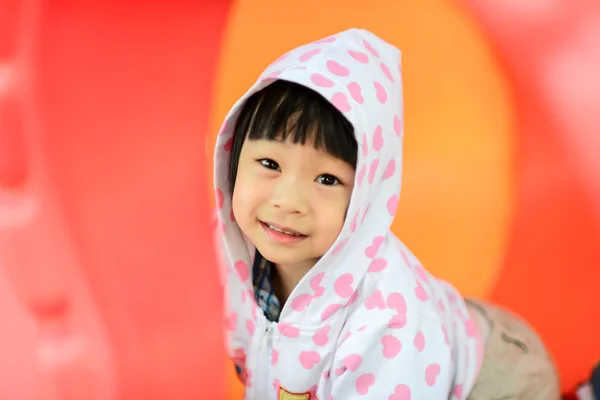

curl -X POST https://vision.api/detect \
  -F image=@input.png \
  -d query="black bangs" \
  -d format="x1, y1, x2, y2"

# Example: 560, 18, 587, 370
229, 80, 358, 192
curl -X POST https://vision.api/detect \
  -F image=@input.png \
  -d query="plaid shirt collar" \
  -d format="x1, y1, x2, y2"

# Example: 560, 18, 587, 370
252, 250, 281, 322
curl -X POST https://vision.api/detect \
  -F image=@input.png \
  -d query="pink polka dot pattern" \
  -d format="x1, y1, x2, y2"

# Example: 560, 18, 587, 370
331, 92, 351, 113
327, 60, 350, 77
374, 81, 388, 104
311, 73, 335, 87
349, 50, 369, 63
348, 82, 364, 104
334, 274, 354, 298
380, 62, 394, 82
363, 39, 380, 57
299, 49, 322, 62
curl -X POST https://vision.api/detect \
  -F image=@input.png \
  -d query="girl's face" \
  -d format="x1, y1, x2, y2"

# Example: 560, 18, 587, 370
232, 134, 355, 271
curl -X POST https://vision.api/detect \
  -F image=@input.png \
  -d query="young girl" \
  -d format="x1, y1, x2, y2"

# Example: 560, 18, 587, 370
213, 28, 560, 399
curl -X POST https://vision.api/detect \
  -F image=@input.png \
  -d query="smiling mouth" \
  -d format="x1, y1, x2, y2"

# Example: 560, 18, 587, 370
260, 221, 306, 237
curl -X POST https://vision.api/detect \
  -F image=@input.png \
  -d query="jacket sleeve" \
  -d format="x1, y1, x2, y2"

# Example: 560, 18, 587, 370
327, 309, 454, 399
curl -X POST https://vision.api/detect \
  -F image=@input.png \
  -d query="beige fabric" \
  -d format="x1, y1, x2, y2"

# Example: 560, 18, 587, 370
465, 299, 561, 400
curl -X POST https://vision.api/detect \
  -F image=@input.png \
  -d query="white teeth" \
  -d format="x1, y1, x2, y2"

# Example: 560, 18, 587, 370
268, 224, 300, 236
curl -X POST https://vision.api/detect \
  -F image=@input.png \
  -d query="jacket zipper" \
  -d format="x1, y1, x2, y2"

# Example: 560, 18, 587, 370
262, 323, 273, 399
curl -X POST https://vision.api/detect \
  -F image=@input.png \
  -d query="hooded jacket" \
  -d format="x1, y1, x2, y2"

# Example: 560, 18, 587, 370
213, 28, 482, 400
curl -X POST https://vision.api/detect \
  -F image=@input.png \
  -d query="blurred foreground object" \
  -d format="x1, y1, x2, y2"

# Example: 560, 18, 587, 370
0, 1, 229, 398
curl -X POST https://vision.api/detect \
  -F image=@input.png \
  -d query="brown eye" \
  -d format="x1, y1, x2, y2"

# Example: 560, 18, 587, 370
316, 174, 340, 186
259, 158, 280, 171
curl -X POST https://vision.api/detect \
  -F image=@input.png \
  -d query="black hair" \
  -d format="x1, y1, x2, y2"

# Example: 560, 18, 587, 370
228, 80, 358, 193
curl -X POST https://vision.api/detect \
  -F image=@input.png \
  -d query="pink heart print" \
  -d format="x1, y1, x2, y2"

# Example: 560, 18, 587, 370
321, 304, 342, 321
331, 237, 349, 255
372, 125, 384, 150
386, 292, 407, 314
374, 81, 388, 104
215, 188, 224, 210
310, 272, 326, 297
218, 119, 228, 136
348, 82, 364, 104
346, 289, 359, 307
311, 73, 335, 88
300, 351, 321, 370
414, 331, 426, 352
334, 273, 354, 298
368, 258, 388, 272
278, 323, 300, 338
442, 325, 450, 345
361, 204, 371, 224
327, 60, 350, 77
438, 300, 446, 313
223, 137, 233, 152
368, 158, 379, 184
389, 384, 412, 400
381, 334, 402, 358
313, 325, 331, 346
234, 260, 250, 282
425, 364, 441, 386
363, 39, 380, 57
453, 384, 464, 398
246, 319, 256, 335
299, 49, 321, 62
356, 374, 376, 395
380, 62, 394, 82
342, 354, 363, 372
271, 349, 279, 365
361, 134, 368, 157
350, 209, 359, 233
264, 69, 282, 80
388, 313, 407, 329
340, 331, 352, 345
387, 194, 399, 216
365, 289, 386, 310
225, 312, 237, 331
315, 36, 336, 44
382, 159, 396, 181
291, 293, 313, 311
272, 53, 288, 65
331, 92, 351, 113
415, 281, 429, 301
465, 318, 478, 337
365, 236, 385, 258
414, 264, 429, 281
348, 50, 369, 63
394, 114, 402, 137
356, 164, 366, 187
